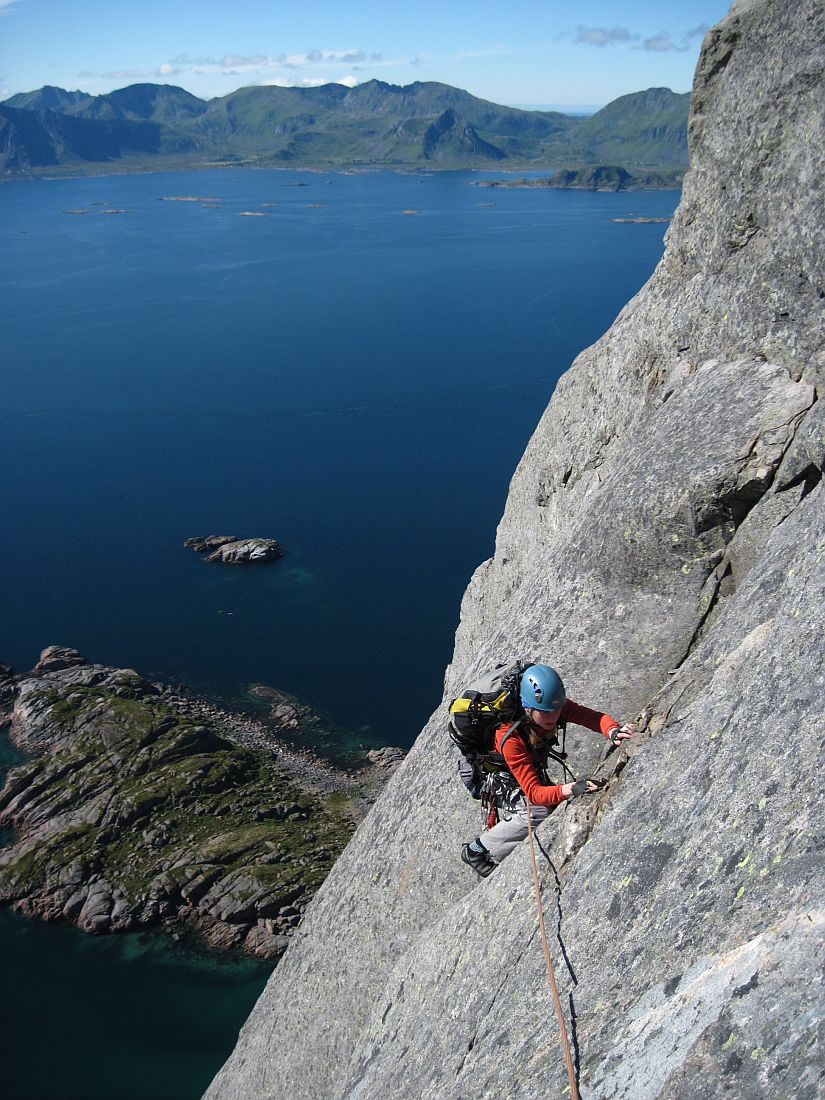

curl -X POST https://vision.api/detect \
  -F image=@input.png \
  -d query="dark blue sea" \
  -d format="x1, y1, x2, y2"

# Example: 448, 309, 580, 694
1, 168, 677, 1098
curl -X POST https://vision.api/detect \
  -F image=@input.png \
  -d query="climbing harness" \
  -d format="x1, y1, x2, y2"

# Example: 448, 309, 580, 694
526, 796, 580, 1100
479, 720, 577, 834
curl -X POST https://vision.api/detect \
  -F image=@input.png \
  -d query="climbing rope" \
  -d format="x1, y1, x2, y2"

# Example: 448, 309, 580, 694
525, 797, 580, 1100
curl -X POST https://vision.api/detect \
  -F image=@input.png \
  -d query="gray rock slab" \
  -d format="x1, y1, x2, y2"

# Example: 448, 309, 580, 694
320, 479, 825, 1100
773, 396, 825, 492
205, 3, 825, 1098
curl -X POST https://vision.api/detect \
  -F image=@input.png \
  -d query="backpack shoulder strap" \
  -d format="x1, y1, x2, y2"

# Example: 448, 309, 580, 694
497, 716, 525, 755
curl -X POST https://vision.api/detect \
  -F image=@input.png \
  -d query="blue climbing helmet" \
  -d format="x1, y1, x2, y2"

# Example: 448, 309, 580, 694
520, 665, 566, 712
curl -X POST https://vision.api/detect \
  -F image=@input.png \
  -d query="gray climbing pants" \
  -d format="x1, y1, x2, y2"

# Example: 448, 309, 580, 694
483, 797, 551, 864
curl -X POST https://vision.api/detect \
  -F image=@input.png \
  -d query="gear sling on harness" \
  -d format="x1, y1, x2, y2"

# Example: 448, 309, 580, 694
477, 717, 577, 830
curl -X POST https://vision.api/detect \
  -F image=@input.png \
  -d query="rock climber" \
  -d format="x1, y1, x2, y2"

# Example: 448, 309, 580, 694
461, 664, 633, 877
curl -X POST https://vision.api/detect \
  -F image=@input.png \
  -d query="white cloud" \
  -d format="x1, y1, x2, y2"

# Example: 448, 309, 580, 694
575, 26, 638, 47
642, 32, 689, 53
260, 74, 360, 89
641, 25, 709, 52
164, 53, 280, 76
281, 49, 371, 69
574, 23, 710, 52
147, 50, 377, 80
261, 77, 321, 87
219, 54, 270, 68
0, 0, 20, 16
76, 46, 402, 92
101, 68, 155, 80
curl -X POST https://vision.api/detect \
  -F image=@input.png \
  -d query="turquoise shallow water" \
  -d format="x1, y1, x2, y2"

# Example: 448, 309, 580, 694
0, 906, 272, 1100
0, 168, 678, 1098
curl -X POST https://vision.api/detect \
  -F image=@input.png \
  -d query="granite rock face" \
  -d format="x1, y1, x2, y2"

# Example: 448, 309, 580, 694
206, 3, 824, 1098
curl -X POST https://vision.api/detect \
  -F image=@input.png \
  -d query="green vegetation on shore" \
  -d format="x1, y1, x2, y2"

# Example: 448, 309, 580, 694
0, 654, 360, 959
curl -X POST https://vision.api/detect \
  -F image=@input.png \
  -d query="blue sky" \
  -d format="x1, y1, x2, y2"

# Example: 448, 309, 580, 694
0, 0, 732, 108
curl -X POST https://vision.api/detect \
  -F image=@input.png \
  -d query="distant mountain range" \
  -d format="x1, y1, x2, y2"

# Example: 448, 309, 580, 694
0, 80, 689, 178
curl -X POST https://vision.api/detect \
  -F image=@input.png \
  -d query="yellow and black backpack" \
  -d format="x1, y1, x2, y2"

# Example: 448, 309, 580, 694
448, 659, 528, 764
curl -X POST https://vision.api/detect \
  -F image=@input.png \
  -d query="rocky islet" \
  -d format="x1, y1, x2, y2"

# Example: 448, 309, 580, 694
184, 535, 284, 563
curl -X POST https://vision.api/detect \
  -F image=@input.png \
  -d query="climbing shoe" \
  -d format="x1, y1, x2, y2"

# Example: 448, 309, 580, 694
461, 842, 496, 878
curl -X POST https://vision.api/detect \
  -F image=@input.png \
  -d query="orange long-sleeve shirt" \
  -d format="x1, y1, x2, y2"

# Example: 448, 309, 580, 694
494, 700, 619, 808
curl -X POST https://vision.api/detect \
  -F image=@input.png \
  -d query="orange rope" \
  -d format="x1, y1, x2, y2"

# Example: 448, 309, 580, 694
525, 798, 579, 1100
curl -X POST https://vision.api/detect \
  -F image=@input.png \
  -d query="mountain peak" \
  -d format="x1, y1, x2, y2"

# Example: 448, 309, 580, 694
1, 79, 690, 174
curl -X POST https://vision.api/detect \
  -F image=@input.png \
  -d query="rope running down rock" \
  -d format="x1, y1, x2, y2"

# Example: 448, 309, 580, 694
526, 797, 580, 1100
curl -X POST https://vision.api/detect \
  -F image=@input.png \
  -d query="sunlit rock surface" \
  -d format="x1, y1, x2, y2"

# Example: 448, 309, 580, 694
206, 2, 824, 1097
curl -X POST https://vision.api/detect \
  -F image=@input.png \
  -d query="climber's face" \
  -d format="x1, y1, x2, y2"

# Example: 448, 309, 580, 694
527, 707, 562, 732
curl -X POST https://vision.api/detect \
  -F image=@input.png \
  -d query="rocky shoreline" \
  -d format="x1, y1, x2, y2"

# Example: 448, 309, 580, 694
0, 648, 403, 960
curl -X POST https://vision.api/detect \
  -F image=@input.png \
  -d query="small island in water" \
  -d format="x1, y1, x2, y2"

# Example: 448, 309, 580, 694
184, 535, 284, 564
475, 164, 684, 192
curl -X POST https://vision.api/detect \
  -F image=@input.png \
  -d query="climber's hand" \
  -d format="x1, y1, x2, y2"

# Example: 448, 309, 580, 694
609, 723, 635, 746
563, 779, 602, 799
